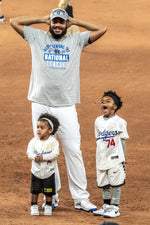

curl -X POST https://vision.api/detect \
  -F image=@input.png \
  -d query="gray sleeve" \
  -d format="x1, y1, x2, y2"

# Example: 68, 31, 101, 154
23, 26, 38, 44
79, 31, 91, 48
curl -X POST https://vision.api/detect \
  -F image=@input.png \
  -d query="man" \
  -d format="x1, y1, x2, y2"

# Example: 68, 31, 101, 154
10, 8, 107, 212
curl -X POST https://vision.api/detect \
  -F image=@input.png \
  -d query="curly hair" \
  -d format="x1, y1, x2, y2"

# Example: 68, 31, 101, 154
103, 90, 123, 112
38, 113, 60, 135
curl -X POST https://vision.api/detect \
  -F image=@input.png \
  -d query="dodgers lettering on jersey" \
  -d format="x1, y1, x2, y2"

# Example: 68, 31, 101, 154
35, 150, 52, 155
97, 129, 118, 141
43, 44, 70, 69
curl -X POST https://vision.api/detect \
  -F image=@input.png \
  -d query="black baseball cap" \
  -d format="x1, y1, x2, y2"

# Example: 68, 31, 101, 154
99, 222, 120, 225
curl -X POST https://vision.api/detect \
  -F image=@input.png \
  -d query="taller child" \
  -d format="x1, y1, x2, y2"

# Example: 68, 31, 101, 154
94, 91, 129, 217
10, 8, 107, 211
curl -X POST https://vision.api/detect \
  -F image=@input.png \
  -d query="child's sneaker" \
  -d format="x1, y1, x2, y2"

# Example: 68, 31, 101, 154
0, 16, 5, 24
93, 204, 110, 216
31, 205, 39, 216
42, 194, 59, 210
103, 205, 120, 218
44, 205, 52, 216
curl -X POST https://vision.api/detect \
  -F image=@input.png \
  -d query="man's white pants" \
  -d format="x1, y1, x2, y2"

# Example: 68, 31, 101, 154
31, 102, 89, 200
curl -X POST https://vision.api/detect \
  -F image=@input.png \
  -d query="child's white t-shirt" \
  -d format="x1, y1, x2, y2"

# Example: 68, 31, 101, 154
27, 136, 59, 179
95, 115, 129, 170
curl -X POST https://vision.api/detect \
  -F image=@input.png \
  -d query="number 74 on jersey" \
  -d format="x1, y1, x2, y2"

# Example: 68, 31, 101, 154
105, 138, 115, 148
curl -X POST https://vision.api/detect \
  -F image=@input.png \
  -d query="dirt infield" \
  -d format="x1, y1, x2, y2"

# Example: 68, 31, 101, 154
0, 0, 150, 224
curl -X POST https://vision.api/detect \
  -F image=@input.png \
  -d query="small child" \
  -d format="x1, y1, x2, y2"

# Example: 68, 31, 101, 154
93, 91, 129, 218
27, 113, 60, 216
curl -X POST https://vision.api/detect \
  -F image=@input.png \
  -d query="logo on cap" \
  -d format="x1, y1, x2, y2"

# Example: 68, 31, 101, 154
50, 8, 69, 21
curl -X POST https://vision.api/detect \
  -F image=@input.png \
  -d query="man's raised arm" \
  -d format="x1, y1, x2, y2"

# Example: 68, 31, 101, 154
10, 15, 50, 37
68, 17, 107, 43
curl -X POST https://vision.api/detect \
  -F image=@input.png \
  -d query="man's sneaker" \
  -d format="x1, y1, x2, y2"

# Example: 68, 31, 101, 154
103, 205, 120, 218
0, 16, 5, 24
74, 199, 97, 212
52, 193, 59, 209
44, 205, 52, 216
42, 202, 46, 211
93, 204, 110, 216
31, 205, 39, 216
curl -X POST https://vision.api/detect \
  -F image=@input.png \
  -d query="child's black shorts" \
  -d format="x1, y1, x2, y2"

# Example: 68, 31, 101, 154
31, 173, 56, 196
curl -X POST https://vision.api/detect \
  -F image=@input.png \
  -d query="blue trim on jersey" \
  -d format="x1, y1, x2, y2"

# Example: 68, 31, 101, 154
97, 135, 116, 141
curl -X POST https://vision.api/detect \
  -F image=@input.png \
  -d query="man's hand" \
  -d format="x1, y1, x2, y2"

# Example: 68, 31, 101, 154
67, 17, 74, 28
10, 15, 51, 37
66, 17, 107, 43
44, 15, 51, 25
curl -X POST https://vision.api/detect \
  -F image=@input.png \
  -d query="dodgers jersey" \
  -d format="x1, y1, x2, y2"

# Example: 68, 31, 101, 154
27, 136, 59, 179
23, 26, 91, 107
95, 115, 129, 170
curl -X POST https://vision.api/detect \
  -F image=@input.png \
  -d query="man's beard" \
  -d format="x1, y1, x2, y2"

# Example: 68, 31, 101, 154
49, 26, 67, 39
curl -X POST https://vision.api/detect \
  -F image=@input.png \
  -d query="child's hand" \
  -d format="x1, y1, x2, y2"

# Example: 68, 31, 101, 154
35, 155, 43, 162
117, 131, 123, 135
35, 155, 40, 162
39, 154, 43, 161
